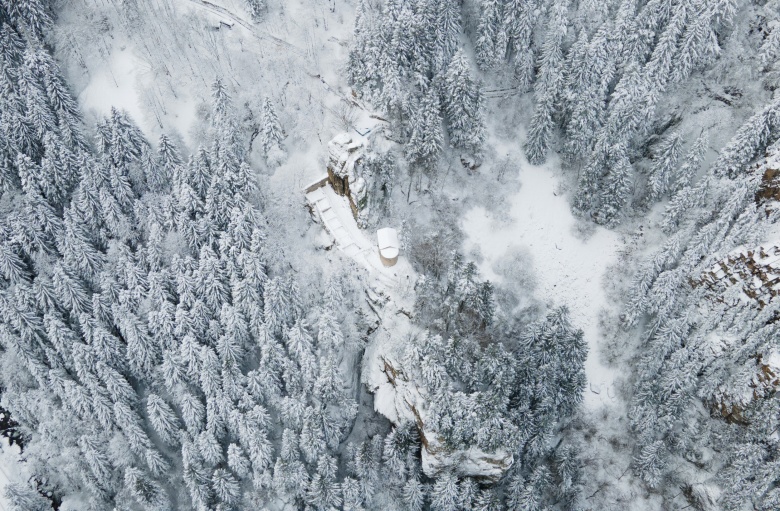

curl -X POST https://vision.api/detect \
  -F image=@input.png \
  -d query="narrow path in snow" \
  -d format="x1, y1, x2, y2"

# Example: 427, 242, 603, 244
306, 184, 414, 295
462, 161, 623, 409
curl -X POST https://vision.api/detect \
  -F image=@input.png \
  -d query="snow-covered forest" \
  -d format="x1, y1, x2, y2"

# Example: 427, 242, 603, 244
1, 0, 780, 509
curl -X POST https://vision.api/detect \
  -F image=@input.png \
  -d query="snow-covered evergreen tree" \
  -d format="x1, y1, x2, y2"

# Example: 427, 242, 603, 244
260, 96, 286, 166
244, 0, 266, 21
647, 131, 683, 201
406, 82, 443, 175
524, 1, 567, 165
442, 49, 485, 156
474, 0, 502, 71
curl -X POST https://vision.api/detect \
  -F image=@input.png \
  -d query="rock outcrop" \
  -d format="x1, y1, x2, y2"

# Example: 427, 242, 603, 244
694, 242, 780, 308
362, 315, 513, 481
327, 133, 367, 223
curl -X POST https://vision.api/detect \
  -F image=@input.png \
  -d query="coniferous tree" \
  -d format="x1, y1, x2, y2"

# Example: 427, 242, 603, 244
123, 467, 168, 510
212, 468, 241, 505
4, 482, 53, 511
524, 1, 567, 165
403, 476, 426, 511
146, 393, 181, 446
633, 439, 666, 488
647, 131, 683, 201
260, 96, 285, 166
433, 0, 461, 73
406, 82, 443, 176
227, 443, 251, 477
245, 0, 266, 20
474, 0, 502, 71
2, 0, 52, 40
674, 131, 708, 192
430, 472, 459, 511
598, 144, 633, 225
442, 49, 485, 156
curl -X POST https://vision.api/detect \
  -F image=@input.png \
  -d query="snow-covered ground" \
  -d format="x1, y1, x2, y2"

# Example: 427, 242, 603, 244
0, 437, 26, 511
306, 182, 415, 295
77, 45, 145, 128
75, 38, 198, 147
462, 157, 624, 409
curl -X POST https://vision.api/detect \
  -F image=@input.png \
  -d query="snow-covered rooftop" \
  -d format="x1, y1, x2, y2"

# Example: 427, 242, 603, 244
377, 227, 399, 261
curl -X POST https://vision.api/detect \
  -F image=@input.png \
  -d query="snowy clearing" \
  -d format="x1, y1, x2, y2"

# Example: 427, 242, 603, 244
76, 40, 199, 147
463, 159, 623, 409
77, 44, 146, 127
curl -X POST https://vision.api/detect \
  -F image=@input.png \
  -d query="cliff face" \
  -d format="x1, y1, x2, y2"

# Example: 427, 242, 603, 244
362, 317, 513, 481
327, 133, 367, 224
694, 243, 780, 309
693, 241, 780, 423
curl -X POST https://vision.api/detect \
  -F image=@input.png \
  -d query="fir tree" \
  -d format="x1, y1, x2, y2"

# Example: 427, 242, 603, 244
674, 131, 708, 192
263, 277, 288, 338
519, 307, 588, 420
245, 0, 266, 21
402, 477, 426, 511
3, 0, 52, 40
146, 393, 181, 446
442, 49, 485, 155
433, 0, 461, 73
123, 467, 168, 510
647, 131, 683, 201
3, 482, 53, 511
634, 439, 666, 488
212, 467, 241, 505
430, 471, 459, 511
474, 0, 502, 70
524, 1, 567, 165
342, 476, 364, 510
227, 443, 251, 477
260, 96, 285, 165
406, 82, 443, 175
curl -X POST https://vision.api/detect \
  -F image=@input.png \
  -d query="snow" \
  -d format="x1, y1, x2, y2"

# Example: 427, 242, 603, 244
306, 183, 413, 292
767, 351, 780, 372
0, 437, 26, 511
377, 227, 399, 249
78, 46, 146, 129
331, 132, 353, 146
462, 157, 623, 409
421, 438, 513, 480
72, 39, 200, 149
362, 322, 422, 426
377, 227, 399, 260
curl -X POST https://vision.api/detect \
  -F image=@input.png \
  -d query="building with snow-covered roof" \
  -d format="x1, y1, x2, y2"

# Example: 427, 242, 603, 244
377, 227, 399, 267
